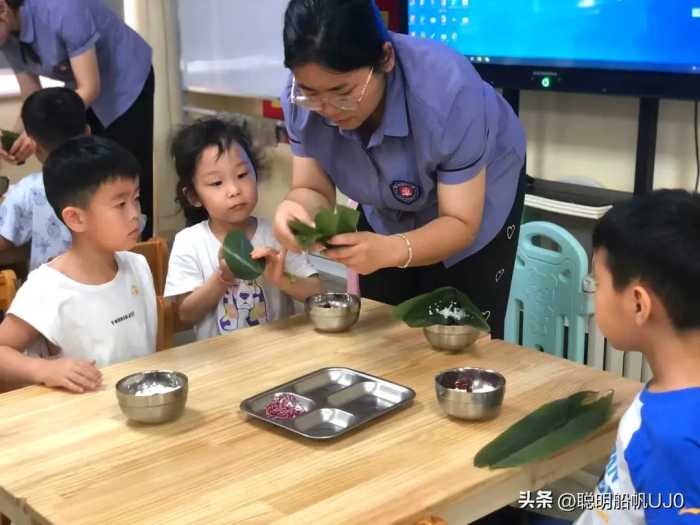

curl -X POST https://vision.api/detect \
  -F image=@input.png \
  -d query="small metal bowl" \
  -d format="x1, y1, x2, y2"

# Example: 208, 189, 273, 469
423, 324, 485, 351
305, 293, 360, 333
116, 370, 188, 424
435, 367, 505, 420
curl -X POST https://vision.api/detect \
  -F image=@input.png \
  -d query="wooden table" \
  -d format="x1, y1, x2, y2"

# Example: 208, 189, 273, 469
0, 300, 641, 525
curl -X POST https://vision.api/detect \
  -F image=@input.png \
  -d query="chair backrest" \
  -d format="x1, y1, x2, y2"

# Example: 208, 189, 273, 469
156, 297, 174, 352
505, 221, 593, 363
0, 270, 18, 393
131, 237, 169, 296
156, 298, 191, 352
0, 269, 18, 314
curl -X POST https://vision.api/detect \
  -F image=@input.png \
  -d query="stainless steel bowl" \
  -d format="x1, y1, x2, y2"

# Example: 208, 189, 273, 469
423, 324, 484, 351
305, 293, 360, 333
435, 367, 505, 420
116, 370, 188, 424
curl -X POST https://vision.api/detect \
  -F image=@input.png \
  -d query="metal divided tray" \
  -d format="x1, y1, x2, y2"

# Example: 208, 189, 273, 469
240, 367, 416, 439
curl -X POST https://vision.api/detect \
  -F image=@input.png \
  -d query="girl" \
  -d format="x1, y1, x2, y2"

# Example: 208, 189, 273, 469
165, 118, 323, 341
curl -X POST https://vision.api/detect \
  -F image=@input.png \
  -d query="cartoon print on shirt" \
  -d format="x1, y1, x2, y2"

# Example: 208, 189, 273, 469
219, 280, 268, 332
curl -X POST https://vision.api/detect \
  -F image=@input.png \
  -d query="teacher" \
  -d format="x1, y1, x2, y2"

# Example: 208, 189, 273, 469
274, 0, 527, 338
0, 0, 155, 238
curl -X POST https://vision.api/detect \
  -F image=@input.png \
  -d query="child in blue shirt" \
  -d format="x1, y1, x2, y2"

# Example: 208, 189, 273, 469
576, 190, 700, 524
0, 87, 85, 270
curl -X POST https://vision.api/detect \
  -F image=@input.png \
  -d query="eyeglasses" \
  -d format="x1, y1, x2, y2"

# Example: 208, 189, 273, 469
290, 67, 374, 112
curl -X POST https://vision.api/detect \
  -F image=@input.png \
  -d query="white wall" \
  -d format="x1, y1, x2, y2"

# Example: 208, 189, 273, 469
177, 0, 288, 98
520, 91, 698, 192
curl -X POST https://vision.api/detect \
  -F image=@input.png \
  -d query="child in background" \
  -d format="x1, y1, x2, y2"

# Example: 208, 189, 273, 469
576, 189, 700, 524
165, 117, 323, 341
0, 136, 156, 393
0, 87, 85, 271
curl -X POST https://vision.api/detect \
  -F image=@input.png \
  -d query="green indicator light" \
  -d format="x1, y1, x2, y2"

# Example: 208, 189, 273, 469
541, 77, 552, 88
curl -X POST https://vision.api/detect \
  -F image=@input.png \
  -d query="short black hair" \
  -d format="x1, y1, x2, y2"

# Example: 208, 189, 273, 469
593, 189, 700, 331
170, 117, 262, 225
283, 0, 389, 71
6, 0, 23, 9
43, 136, 140, 224
21, 87, 86, 151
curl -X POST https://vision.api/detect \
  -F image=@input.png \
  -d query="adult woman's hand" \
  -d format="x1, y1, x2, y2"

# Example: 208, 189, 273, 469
273, 199, 316, 253
324, 232, 406, 275
7, 131, 36, 164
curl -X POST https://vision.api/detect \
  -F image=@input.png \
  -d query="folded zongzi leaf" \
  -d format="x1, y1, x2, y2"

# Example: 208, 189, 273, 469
474, 389, 614, 469
222, 229, 265, 281
393, 286, 490, 331
1, 129, 20, 152
290, 205, 360, 250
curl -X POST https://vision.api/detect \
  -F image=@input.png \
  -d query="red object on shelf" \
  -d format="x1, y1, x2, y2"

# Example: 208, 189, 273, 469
262, 99, 284, 120
376, 0, 402, 31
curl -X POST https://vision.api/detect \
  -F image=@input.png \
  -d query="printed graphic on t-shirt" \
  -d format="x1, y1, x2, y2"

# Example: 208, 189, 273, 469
219, 279, 268, 332
111, 311, 136, 327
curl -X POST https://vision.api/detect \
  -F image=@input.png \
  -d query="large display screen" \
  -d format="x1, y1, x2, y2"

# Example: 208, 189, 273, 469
407, 1, 700, 77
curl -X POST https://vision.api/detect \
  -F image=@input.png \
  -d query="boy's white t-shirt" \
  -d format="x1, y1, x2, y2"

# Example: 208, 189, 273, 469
8, 251, 157, 367
165, 218, 318, 341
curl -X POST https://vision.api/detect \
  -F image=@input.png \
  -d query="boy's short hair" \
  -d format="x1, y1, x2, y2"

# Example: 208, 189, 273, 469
43, 136, 140, 225
170, 117, 262, 225
593, 189, 700, 331
21, 87, 86, 151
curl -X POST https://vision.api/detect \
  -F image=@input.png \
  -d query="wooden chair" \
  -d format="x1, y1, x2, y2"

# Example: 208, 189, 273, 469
0, 269, 17, 315
131, 237, 169, 296
156, 297, 191, 352
131, 238, 191, 352
0, 270, 17, 525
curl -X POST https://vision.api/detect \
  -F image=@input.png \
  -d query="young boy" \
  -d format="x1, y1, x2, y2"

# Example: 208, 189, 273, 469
576, 189, 700, 524
0, 87, 85, 271
0, 136, 156, 393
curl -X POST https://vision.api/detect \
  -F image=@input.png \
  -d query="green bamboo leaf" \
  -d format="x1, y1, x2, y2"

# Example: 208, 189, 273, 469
335, 205, 361, 235
474, 390, 614, 469
393, 286, 490, 331
289, 220, 323, 251
1, 129, 19, 152
315, 209, 339, 238
289, 205, 360, 250
222, 229, 265, 281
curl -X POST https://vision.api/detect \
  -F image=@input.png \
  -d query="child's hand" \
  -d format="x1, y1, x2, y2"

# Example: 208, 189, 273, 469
38, 358, 102, 393
217, 246, 237, 284
251, 246, 287, 287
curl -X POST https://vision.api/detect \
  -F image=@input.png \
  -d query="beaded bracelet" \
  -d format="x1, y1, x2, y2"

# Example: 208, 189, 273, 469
395, 233, 413, 269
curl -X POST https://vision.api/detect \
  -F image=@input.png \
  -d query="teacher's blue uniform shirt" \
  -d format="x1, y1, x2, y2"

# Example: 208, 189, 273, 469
281, 33, 526, 267
0, 0, 152, 128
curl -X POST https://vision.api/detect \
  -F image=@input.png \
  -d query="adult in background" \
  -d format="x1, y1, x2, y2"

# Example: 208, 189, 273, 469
0, 0, 155, 238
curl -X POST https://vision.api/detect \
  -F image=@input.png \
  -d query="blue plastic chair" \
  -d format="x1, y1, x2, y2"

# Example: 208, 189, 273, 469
505, 221, 593, 363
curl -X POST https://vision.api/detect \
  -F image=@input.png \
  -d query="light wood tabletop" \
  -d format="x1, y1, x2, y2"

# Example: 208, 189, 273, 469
0, 300, 642, 525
